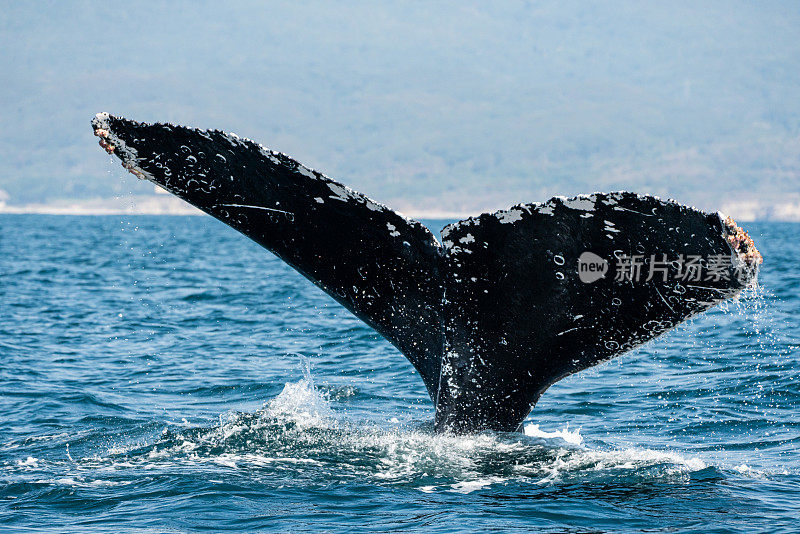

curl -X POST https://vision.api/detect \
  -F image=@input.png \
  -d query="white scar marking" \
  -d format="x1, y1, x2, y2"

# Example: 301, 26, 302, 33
613, 206, 654, 216
653, 284, 675, 313
496, 208, 524, 224
563, 197, 595, 211
217, 203, 295, 220
685, 284, 729, 293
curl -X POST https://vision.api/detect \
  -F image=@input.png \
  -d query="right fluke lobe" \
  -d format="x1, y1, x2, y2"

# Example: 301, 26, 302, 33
434, 193, 760, 433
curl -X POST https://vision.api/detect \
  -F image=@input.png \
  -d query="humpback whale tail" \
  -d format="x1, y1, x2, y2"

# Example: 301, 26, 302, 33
92, 113, 762, 434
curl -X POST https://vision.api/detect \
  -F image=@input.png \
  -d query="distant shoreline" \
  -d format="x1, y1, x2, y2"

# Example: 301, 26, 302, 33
0, 196, 468, 221
2, 195, 800, 223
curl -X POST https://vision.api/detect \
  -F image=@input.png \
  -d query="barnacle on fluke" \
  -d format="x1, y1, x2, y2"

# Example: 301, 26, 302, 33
93, 113, 761, 434
723, 215, 763, 269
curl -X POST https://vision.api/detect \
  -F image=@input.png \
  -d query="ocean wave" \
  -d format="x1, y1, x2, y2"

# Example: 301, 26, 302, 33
6, 376, 784, 499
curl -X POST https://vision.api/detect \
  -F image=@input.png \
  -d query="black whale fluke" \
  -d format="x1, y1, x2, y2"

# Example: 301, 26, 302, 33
92, 113, 762, 434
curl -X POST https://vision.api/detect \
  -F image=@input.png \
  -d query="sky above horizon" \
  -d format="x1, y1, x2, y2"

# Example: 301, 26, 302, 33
1, 1, 798, 217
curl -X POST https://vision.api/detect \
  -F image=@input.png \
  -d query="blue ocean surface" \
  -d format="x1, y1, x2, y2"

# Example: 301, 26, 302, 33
0, 214, 798, 533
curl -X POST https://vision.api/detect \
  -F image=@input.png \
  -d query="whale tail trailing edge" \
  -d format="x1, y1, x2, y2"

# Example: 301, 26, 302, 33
92, 113, 762, 433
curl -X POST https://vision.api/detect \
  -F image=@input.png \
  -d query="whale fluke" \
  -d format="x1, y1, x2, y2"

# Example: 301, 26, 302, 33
92, 113, 762, 433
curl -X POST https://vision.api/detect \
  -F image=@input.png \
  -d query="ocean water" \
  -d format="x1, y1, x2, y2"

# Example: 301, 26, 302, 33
0, 214, 798, 533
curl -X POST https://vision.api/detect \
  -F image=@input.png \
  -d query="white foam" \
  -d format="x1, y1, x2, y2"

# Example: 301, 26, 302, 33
16, 456, 39, 468
33, 362, 754, 495
261, 359, 335, 428
523, 423, 584, 445
450, 476, 507, 494
263, 377, 335, 427
48, 476, 130, 488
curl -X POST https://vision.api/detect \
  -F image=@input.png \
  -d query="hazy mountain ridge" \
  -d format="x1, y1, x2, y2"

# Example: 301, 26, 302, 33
1, 1, 798, 218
